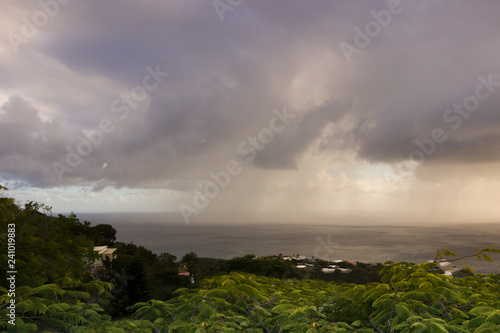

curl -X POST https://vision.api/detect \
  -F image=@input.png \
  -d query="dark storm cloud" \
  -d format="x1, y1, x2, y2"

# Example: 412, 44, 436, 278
2, 0, 500, 191
253, 100, 350, 169
321, 0, 500, 168
0, 96, 65, 187
353, 75, 500, 166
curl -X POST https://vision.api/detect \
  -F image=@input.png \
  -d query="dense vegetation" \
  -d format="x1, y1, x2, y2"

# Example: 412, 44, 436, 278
1, 186, 500, 332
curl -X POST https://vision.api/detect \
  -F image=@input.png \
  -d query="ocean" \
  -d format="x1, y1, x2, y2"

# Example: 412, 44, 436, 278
78, 212, 500, 274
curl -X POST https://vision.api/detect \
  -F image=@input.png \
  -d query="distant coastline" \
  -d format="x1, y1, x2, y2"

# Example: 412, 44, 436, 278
78, 212, 500, 274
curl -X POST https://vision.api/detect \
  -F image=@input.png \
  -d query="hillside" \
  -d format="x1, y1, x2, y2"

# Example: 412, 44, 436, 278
2, 189, 500, 332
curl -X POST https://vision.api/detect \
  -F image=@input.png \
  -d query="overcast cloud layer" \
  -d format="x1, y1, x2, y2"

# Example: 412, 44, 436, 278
1, 1, 500, 220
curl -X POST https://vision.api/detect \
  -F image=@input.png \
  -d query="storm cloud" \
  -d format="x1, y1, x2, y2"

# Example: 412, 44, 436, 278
1, 1, 500, 216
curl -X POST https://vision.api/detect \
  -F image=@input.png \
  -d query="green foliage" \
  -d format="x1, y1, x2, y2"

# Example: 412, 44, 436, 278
224, 254, 301, 279
434, 247, 500, 267
0, 186, 16, 224
0, 198, 112, 288
121, 259, 500, 332
4, 188, 500, 331
98, 242, 190, 317
0, 280, 116, 332
181, 251, 199, 281
125, 272, 371, 331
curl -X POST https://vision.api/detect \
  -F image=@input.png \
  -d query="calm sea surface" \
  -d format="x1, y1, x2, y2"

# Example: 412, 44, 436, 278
78, 213, 500, 274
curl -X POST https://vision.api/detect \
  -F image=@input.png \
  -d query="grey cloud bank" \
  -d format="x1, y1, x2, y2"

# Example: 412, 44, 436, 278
1, 1, 500, 215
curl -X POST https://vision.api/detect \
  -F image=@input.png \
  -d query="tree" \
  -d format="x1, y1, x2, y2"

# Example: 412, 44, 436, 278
181, 252, 198, 282
94, 223, 117, 245
0, 185, 16, 224
158, 252, 177, 269
1, 200, 93, 288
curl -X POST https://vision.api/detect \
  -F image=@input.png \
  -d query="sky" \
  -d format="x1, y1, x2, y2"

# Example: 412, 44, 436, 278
1, 1, 500, 224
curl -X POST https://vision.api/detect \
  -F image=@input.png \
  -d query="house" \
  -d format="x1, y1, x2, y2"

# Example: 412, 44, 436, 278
321, 266, 351, 274
88, 246, 117, 279
178, 271, 195, 284
92, 246, 117, 267
439, 262, 451, 268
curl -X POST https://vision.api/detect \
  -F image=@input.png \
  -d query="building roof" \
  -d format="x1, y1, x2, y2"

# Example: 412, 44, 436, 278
94, 246, 107, 253
321, 268, 336, 273
93, 246, 117, 256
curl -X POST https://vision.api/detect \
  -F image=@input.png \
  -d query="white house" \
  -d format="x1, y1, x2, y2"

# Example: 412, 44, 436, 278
92, 246, 117, 267
88, 246, 117, 279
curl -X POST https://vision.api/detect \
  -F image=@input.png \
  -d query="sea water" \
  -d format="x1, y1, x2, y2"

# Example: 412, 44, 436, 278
78, 212, 500, 274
